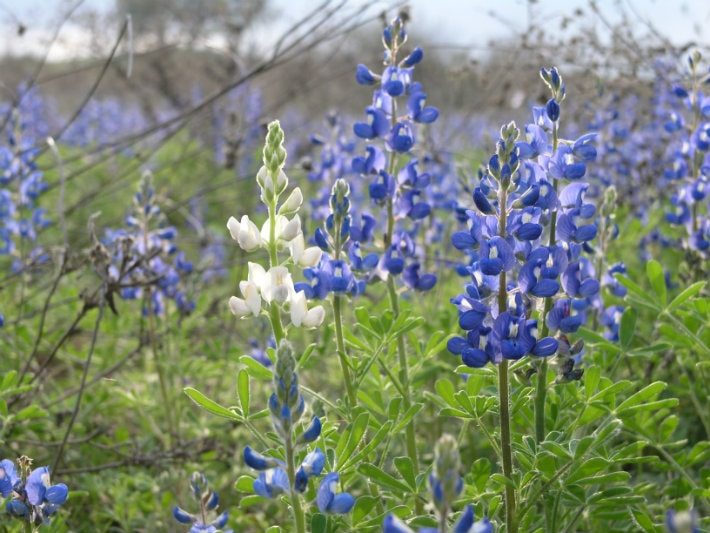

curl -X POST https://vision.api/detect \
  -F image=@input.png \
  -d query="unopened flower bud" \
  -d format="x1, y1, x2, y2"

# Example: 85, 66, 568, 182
278, 187, 303, 216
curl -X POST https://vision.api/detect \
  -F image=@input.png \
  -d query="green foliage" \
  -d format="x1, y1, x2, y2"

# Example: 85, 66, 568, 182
1, 134, 708, 532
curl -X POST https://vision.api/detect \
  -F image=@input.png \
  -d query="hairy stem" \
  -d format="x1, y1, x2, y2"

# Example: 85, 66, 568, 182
497, 182, 517, 533
267, 198, 285, 342
534, 133, 560, 443
333, 294, 357, 408
285, 438, 306, 533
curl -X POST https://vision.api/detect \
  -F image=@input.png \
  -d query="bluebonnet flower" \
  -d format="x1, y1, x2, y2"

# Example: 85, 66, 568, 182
0, 94, 52, 275
602, 262, 627, 298
600, 305, 624, 342
383, 508, 493, 533
449, 68, 600, 376
243, 341, 328, 499
297, 179, 371, 298
316, 473, 355, 514
173, 472, 233, 533
448, 122, 561, 367
382, 434, 492, 532
2, 457, 69, 525
654, 51, 710, 259
98, 173, 195, 317
63, 97, 147, 149
352, 16, 438, 292
665, 509, 700, 533
546, 298, 585, 334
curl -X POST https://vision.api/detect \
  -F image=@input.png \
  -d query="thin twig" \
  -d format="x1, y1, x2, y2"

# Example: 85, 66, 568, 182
51, 289, 106, 473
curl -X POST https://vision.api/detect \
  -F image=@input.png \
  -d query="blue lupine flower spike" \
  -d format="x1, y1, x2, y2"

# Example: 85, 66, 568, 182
172, 471, 233, 533
2, 456, 69, 526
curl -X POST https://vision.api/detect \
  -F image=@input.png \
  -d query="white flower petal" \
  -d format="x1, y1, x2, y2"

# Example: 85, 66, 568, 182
303, 305, 325, 328
226, 216, 241, 241
299, 246, 323, 268
289, 290, 308, 327
280, 215, 301, 242
278, 187, 303, 215
237, 215, 261, 251
228, 296, 250, 317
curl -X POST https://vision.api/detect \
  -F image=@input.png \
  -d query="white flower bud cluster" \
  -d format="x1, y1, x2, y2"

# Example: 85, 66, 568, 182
227, 191, 321, 269
226, 140, 324, 329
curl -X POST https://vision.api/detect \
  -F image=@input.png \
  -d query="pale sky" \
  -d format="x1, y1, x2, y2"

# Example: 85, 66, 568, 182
0, 0, 708, 61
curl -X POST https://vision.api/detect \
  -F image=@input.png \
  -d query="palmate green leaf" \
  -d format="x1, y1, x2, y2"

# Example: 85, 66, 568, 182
566, 457, 609, 483
183, 387, 242, 421
667, 281, 706, 310
631, 510, 656, 532
657, 323, 695, 349
571, 435, 595, 459
357, 463, 412, 493
617, 398, 678, 417
615, 381, 667, 414
339, 420, 393, 472
619, 307, 637, 348
540, 440, 572, 460
615, 273, 657, 308
489, 473, 516, 489
298, 343, 317, 367
574, 471, 631, 485
435, 378, 457, 407
394, 456, 416, 490
424, 332, 450, 357
237, 369, 250, 419
239, 355, 273, 380
646, 259, 667, 306
352, 496, 379, 525
335, 412, 369, 469
454, 390, 474, 414
354, 306, 372, 328
15, 404, 47, 421
584, 366, 601, 398
439, 407, 469, 418
471, 458, 491, 492
1, 370, 17, 389
392, 403, 423, 433
576, 328, 621, 353
535, 452, 557, 478
587, 486, 632, 504
589, 380, 632, 404
344, 328, 373, 351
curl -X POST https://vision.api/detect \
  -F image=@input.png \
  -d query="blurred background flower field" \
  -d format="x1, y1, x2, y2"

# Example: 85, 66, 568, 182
0, 0, 709, 531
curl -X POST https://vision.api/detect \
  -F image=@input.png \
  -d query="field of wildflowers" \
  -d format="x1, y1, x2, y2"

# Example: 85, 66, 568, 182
0, 3, 709, 532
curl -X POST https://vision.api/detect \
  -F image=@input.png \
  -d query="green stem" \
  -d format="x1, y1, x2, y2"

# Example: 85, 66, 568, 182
534, 357, 548, 445
498, 358, 516, 533
266, 198, 285, 343
386, 275, 421, 514
381, 64, 421, 510
333, 294, 357, 408
285, 438, 306, 533
439, 510, 449, 533
496, 182, 517, 533
534, 167, 560, 444
269, 302, 285, 344
533, 135, 561, 532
